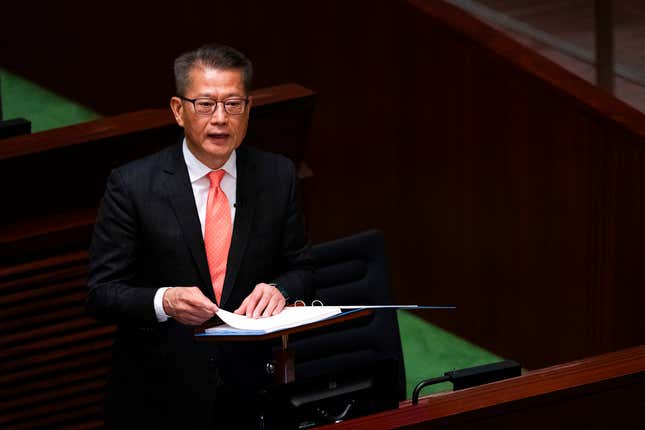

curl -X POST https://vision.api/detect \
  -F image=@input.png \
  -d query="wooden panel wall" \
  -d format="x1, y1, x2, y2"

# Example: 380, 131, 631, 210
0, 251, 106, 429
0, 0, 403, 247
396, 0, 645, 368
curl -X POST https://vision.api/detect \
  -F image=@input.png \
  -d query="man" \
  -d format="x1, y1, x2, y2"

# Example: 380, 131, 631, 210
87, 44, 312, 429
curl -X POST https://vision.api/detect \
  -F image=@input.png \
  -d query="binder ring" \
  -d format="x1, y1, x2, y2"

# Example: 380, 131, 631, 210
293, 299, 325, 307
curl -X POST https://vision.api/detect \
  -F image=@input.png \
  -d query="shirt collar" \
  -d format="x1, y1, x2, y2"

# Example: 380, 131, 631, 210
182, 138, 237, 183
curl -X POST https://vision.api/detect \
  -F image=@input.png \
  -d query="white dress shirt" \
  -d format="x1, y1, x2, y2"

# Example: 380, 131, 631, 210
153, 140, 237, 321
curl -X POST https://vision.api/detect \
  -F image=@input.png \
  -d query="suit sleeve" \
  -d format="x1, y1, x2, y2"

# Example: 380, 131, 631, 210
86, 169, 158, 326
271, 159, 314, 303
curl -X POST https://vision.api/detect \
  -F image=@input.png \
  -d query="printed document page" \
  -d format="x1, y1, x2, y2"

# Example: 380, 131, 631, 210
205, 306, 343, 334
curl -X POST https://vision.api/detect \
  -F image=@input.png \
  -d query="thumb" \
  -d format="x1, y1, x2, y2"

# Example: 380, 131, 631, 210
202, 299, 218, 313
191, 288, 218, 313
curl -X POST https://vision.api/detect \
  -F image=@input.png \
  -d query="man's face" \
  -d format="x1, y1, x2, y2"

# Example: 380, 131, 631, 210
170, 66, 252, 169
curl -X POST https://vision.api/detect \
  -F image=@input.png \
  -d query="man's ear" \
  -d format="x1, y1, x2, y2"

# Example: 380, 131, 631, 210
170, 97, 185, 127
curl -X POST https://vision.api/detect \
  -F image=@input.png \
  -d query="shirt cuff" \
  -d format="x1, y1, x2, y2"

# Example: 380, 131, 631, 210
154, 287, 172, 322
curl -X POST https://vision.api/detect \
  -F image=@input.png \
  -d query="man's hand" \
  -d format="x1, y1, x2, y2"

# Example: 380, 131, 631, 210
162, 287, 218, 326
234, 283, 286, 318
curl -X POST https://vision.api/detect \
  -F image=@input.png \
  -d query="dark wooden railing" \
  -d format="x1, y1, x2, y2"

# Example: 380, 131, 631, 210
317, 345, 645, 429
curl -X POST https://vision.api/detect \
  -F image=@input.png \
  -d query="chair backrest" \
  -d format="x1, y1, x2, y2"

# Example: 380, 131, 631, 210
289, 229, 406, 401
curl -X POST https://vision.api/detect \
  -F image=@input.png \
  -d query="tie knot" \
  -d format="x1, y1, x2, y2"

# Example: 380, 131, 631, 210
208, 170, 226, 188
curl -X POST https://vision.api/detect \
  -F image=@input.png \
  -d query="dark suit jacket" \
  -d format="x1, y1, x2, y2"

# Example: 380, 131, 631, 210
87, 142, 313, 429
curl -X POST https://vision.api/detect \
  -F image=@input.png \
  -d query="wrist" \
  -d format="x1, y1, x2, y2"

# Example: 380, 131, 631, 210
162, 287, 174, 317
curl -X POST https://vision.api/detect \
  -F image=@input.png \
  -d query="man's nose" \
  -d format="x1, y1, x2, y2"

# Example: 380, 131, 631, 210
210, 103, 228, 124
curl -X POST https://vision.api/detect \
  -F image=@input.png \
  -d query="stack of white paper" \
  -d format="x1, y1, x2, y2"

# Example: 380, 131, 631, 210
205, 306, 343, 335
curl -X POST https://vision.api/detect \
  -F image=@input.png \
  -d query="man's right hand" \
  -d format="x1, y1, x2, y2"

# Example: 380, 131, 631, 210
162, 287, 218, 326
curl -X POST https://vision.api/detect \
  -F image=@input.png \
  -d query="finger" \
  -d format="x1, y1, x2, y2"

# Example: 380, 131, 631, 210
244, 290, 262, 318
176, 297, 216, 320
175, 311, 203, 326
177, 315, 199, 326
176, 307, 210, 325
271, 295, 286, 316
184, 288, 218, 313
176, 293, 216, 318
192, 307, 217, 321
263, 294, 281, 317
198, 299, 218, 314
179, 315, 208, 326
165, 287, 216, 324
183, 301, 217, 318
187, 305, 217, 324
234, 296, 249, 315
253, 293, 271, 319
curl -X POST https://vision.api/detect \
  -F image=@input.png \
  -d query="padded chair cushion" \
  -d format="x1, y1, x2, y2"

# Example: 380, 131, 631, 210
288, 230, 406, 401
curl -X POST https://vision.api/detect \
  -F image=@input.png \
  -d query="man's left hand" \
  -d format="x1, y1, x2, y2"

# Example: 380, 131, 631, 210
234, 283, 286, 318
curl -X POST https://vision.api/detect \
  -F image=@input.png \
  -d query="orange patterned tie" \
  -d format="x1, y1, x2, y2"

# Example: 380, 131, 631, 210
204, 170, 232, 304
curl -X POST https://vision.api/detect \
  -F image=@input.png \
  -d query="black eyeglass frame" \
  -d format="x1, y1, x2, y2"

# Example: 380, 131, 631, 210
177, 95, 250, 115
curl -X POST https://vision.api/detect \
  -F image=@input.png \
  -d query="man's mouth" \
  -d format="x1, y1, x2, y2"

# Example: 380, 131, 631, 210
208, 132, 229, 140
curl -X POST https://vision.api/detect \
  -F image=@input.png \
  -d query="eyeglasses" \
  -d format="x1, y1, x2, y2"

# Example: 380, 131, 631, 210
178, 96, 249, 115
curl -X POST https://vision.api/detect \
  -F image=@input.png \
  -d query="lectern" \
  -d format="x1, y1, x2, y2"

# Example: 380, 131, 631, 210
195, 308, 372, 384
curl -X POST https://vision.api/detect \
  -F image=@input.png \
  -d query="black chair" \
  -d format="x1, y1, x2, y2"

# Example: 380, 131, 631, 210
264, 230, 406, 428
289, 230, 405, 394
288, 229, 406, 400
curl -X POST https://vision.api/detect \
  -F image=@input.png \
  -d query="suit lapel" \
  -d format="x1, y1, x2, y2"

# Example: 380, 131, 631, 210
162, 144, 215, 301
220, 146, 256, 307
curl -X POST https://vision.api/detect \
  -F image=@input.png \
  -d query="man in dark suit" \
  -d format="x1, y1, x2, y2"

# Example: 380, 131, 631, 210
87, 44, 312, 429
